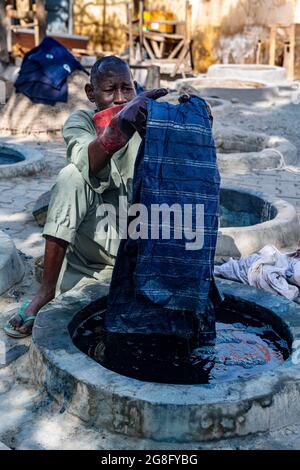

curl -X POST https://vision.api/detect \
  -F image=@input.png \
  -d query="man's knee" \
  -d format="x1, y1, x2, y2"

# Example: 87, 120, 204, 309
48, 164, 92, 216
51, 163, 93, 204
45, 164, 91, 242
56, 164, 86, 192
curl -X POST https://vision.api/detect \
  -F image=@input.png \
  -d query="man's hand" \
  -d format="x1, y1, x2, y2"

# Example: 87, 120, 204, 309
117, 88, 168, 136
89, 88, 168, 176
96, 88, 169, 146
178, 93, 190, 104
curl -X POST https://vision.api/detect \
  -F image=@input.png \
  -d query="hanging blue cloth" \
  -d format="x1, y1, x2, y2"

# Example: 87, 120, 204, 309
15, 36, 87, 105
103, 96, 222, 343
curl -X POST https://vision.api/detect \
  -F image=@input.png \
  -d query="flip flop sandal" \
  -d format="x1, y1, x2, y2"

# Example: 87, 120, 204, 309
3, 301, 35, 338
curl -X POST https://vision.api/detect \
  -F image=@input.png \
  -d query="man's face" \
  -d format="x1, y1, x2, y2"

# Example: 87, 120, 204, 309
85, 64, 136, 111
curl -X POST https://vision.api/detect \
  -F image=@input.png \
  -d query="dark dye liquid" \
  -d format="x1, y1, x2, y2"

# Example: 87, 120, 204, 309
72, 306, 290, 385
0, 152, 24, 165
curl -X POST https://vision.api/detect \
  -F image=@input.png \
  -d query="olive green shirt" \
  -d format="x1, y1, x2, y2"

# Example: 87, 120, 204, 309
43, 109, 141, 293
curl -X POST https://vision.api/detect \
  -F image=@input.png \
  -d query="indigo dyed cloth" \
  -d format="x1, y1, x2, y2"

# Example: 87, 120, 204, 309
15, 37, 86, 105
103, 96, 222, 342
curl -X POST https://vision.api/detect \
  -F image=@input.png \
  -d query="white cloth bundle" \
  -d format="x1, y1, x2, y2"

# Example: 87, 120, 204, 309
215, 245, 300, 301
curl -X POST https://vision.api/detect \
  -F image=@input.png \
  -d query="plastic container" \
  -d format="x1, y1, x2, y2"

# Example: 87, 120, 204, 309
143, 10, 175, 34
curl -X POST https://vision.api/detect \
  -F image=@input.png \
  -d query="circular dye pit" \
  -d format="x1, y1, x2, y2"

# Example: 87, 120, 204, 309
220, 187, 276, 228
73, 300, 289, 385
216, 186, 300, 258
175, 77, 279, 102
0, 142, 45, 177
199, 79, 265, 89
158, 92, 232, 115
0, 149, 24, 165
215, 126, 297, 173
207, 64, 287, 83
30, 279, 300, 444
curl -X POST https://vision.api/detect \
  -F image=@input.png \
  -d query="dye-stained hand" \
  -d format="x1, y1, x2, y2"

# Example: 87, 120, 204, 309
93, 88, 169, 155
117, 88, 169, 136
178, 93, 191, 103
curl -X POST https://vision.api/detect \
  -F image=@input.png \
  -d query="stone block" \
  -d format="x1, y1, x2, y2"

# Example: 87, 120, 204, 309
32, 191, 51, 227
0, 344, 29, 368
0, 230, 25, 295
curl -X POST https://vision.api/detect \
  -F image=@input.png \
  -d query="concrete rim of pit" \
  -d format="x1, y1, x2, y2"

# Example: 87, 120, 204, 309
217, 134, 298, 173
0, 230, 24, 294
30, 279, 300, 443
160, 93, 232, 115
203, 96, 232, 115
207, 64, 287, 83
175, 77, 279, 103
217, 185, 300, 258
0, 142, 45, 177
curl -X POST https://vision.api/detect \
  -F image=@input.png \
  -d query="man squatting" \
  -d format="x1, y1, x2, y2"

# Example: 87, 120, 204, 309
6, 56, 168, 337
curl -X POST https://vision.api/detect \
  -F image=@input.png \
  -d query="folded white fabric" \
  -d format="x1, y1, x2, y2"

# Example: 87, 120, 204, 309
215, 245, 300, 301
214, 254, 259, 284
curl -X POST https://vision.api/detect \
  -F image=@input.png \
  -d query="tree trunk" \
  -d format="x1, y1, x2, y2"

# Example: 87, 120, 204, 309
0, 0, 9, 63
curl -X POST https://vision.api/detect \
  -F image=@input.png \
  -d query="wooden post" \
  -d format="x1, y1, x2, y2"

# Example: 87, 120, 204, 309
138, 0, 144, 62
35, 0, 47, 44
295, 24, 300, 80
269, 25, 276, 65
101, 0, 107, 50
128, 2, 135, 65
186, 0, 192, 43
0, 0, 9, 62
133, 0, 139, 16
171, 0, 192, 78
68, 0, 74, 35
185, 0, 192, 70
256, 40, 262, 64
145, 64, 160, 89
288, 23, 295, 79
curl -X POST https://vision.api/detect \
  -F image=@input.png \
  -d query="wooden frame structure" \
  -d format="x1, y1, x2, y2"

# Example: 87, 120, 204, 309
127, 0, 193, 78
269, 23, 296, 79
6, 0, 47, 52
269, 23, 295, 79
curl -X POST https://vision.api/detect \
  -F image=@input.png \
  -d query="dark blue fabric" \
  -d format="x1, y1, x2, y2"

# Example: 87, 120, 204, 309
135, 82, 145, 95
16, 80, 68, 104
103, 96, 221, 341
15, 36, 86, 105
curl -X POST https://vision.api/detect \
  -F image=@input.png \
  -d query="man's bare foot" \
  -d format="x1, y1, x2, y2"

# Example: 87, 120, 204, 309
8, 289, 55, 335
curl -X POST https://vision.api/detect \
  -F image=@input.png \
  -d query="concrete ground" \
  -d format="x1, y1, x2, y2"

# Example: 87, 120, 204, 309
221, 91, 300, 213
1, 90, 300, 449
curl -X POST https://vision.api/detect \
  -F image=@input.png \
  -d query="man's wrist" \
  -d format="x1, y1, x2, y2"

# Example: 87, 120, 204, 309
100, 124, 130, 155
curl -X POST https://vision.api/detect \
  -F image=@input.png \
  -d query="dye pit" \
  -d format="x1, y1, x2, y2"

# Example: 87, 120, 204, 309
0, 150, 24, 165
194, 79, 265, 89
219, 189, 276, 228
73, 302, 289, 385
219, 203, 273, 228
